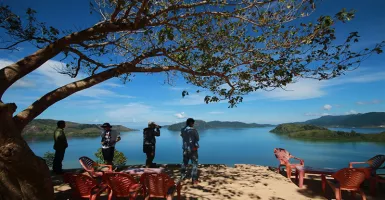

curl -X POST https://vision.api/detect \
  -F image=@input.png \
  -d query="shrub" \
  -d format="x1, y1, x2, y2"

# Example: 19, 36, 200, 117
94, 148, 127, 166
42, 151, 55, 169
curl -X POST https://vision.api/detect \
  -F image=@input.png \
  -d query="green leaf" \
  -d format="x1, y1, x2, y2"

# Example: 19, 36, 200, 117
182, 90, 189, 98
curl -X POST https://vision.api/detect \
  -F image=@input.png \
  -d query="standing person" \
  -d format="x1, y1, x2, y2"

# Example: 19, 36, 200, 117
180, 118, 200, 184
143, 121, 161, 168
100, 123, 121, 166
53, 120, 68, 174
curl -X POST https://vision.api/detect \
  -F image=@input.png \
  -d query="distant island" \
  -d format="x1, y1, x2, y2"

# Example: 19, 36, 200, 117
167, 120, 273, 131
22, 119, 135, 138
270, 123, 385, 142
299, 112, 385, 128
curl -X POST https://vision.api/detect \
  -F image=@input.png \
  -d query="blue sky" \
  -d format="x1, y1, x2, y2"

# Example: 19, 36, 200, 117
1, 0, 385, 128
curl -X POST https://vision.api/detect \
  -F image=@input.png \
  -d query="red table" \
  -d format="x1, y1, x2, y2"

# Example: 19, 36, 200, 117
295, 166, 338, 189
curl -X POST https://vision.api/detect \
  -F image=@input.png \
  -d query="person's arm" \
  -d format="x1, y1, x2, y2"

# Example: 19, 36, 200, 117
194, 129, 199, 142
154, 128, 160, 137
63, 131, 68, 148
116, 131, 121, 142
100, 131, 105, 145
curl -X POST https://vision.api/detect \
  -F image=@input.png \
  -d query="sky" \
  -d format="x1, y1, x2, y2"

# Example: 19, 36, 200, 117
0, 0, 385, 128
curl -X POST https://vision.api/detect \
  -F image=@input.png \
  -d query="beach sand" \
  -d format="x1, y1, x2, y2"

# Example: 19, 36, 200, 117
53, 164, 384, 200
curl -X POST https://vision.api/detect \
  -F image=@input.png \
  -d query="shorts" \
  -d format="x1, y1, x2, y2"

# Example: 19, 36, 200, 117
102, 147, 115, 162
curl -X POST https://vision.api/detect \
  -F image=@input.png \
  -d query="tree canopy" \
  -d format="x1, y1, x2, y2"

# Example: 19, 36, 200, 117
0, 0, 383, 128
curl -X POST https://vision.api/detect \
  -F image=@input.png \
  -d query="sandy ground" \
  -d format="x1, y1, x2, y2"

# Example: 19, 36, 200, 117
53, 164, 385, 200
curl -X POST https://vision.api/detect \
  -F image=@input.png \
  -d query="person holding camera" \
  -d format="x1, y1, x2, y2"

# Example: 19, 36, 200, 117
100, 123, 121, 166
143, 121, 161, 168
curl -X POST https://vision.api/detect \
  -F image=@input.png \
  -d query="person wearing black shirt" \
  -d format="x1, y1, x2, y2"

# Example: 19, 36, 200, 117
143, 121, 160, 168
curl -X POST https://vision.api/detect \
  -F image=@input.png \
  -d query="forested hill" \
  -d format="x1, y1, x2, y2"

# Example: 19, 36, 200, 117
167, 120, 273, 131
270, 123, 385, 142
22, 119, 135, 137
301, 112, 385, 128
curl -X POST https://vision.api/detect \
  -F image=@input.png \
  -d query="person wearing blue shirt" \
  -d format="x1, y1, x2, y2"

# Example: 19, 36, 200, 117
180, 118, 200, 184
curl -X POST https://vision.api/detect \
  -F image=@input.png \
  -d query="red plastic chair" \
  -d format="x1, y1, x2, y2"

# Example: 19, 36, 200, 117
322, 168, 367, 200
63, 173, 108, 200
371, 174, 385, 195
349, 154, 385, 196
79, 156, 113, 178
102, 172, 143, 200
274, 148, 304, 178
349, 154, 385, 173
140, 173, 181, 200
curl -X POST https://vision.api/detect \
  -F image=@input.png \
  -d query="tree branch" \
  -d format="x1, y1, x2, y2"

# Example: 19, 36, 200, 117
110, 0, 124, 22
13, 66, 122, 130
67, 47, 109, 68
131, 65, 224, 78
0, 43, 64, 100
0, 39, 29, 51
134, 0, 149, 28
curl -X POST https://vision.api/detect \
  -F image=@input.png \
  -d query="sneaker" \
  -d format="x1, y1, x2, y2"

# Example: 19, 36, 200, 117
192, 180, 200, 185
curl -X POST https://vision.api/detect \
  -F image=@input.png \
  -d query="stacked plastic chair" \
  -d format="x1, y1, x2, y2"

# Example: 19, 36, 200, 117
63, 173, 108, 200
102, 172, 143, 200
140, 173, 181, 200
79, 156, 113, 178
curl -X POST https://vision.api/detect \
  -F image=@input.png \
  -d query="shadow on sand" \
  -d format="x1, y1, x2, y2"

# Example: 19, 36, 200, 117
53, 164, 385, 200
268, 167, 385, 200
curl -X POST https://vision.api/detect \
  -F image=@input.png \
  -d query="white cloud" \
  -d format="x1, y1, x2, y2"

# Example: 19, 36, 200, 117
12, 79, 35, 88
105, 103, 152, 121
323, 104, 332, 111
104, 102, 175, 123
356, 100, 382, 105
256, 79, 326, 100
0, 59, 14, 69
328, 71, 385, 85
76, 88, 134, 99
60, 99, 105, 109
345, 110, 358, 115
208, 111, 224, 114
304, 112, 330, 116
174, 112, 186, 119
169, 87, 189, 91
102, 82, 124, 88
247, 68, 385, 101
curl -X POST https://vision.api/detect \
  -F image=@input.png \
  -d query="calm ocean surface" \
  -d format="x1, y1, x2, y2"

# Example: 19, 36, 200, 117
26, 127, 385, 170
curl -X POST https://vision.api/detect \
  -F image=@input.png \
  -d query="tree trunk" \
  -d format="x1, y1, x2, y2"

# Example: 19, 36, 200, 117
0, 103, 53, 200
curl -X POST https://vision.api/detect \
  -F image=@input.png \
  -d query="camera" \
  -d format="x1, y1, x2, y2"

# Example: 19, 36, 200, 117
156, 125, 162, 128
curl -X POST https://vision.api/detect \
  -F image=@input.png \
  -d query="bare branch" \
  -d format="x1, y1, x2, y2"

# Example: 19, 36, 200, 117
0, 39, 28, 51
73, 58, 82, 78
66, 47, 108, 68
